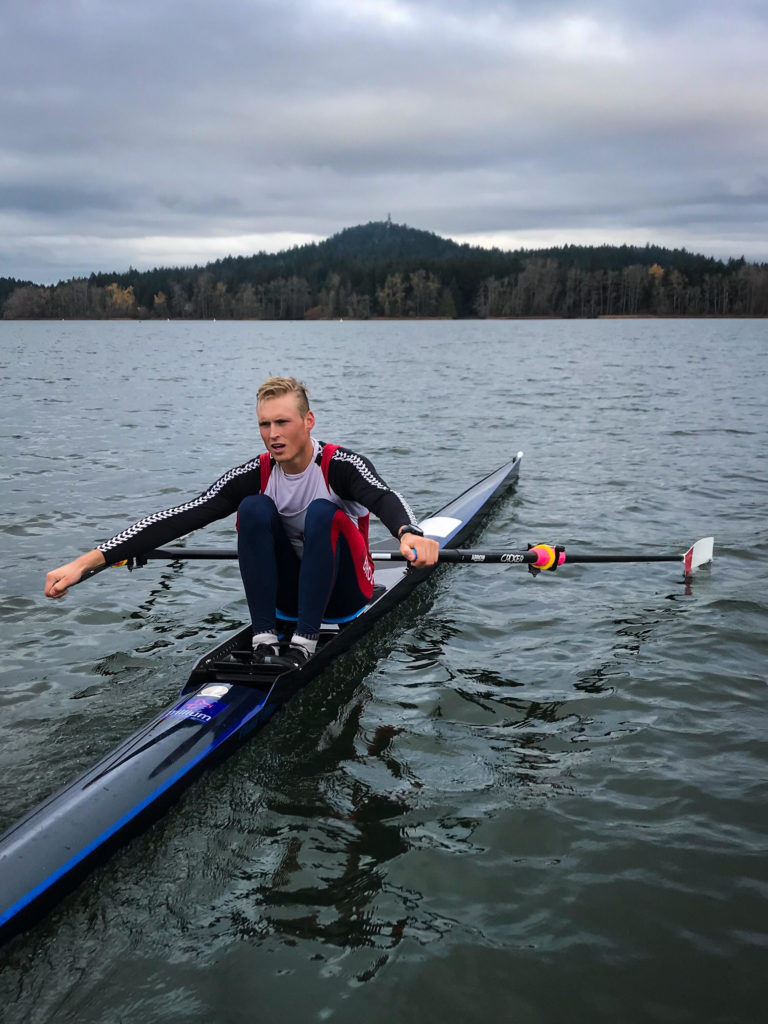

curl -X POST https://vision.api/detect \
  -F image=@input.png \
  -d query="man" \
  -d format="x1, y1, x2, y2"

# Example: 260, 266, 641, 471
45, 377, 439, 667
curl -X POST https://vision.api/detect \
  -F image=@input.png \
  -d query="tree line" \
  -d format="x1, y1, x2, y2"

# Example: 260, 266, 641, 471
3, 221, 767, 319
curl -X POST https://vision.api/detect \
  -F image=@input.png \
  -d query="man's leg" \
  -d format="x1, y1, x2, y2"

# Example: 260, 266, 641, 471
237, 494, 299, 651
294, 499, 374, 651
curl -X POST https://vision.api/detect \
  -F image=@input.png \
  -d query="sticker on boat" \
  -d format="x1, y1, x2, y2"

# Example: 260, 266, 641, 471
166, 696, 227, 724
200, 684, 231, 698
419, 516, 462, 538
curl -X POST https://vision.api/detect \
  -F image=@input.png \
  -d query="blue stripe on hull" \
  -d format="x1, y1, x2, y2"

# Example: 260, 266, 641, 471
0, 691, 274, 927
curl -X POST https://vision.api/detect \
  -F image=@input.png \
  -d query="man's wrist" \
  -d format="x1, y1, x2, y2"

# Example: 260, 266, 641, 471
397, 524, 424, 540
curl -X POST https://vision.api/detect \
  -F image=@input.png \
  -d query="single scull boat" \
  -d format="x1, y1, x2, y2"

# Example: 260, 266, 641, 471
0, 452, 522, 946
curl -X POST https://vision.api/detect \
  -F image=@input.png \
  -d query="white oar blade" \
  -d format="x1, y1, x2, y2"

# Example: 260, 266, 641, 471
683, 536, 714, 575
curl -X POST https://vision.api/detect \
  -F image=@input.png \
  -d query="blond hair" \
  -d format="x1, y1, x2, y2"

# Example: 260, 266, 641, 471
256, 376, 311, 417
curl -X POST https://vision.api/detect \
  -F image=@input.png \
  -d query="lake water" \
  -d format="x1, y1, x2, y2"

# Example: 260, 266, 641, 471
0, 319, 766, 1023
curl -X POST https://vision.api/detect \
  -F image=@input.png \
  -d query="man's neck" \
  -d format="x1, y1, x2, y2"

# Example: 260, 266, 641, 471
281, 439, 316, 474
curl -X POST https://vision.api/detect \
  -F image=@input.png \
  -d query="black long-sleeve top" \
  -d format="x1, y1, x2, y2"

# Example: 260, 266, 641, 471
97, 443, 418, 565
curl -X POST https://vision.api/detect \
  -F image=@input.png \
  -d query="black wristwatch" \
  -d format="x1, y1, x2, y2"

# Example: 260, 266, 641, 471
397, 524, 424, 540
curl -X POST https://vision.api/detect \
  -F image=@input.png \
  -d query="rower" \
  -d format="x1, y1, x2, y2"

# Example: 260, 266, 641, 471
44, 376, 439, 667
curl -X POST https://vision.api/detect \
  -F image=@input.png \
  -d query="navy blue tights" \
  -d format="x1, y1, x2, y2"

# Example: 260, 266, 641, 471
237, 495, 369, 639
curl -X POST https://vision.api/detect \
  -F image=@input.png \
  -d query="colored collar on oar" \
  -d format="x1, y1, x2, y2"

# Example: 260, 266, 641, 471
527, 544, 566, 576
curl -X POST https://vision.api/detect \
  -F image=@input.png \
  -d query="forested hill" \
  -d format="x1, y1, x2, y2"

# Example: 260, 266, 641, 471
3, 220, 767, 319
0, 276, 33, 309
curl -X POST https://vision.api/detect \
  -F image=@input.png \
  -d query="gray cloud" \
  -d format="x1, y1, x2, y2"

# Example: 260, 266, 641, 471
1, 0, 766, 282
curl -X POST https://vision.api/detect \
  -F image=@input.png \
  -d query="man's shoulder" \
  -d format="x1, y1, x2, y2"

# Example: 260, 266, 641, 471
326, 444, 367, 464
212, 455, 263, 486
325, 446, 390, 489
229, 454, 263, 474
315, 441, 361, 462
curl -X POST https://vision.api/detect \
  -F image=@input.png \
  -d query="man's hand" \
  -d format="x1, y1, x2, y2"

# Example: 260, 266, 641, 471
399, 533, 439, 568
45, 549, 106, 598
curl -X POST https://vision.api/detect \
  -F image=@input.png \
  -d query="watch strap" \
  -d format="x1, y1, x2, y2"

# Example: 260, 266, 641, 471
397, 524, 424, 540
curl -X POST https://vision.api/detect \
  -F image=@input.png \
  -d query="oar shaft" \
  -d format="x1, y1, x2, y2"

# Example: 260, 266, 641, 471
375, 549, 534, 563
558, 553, 680, 564
126, 546, 687, 566
141, 548, 238, 560
374, 550, 681, 564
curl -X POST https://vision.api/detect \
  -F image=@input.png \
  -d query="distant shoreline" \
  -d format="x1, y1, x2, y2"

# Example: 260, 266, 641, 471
3, 313, 766, 324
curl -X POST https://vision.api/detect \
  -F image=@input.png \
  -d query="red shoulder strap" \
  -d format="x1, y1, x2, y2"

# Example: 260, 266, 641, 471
259, 452, 272, 492
322, 442, 370, 550
237, 453, 272, 533
320, 443, 339, 489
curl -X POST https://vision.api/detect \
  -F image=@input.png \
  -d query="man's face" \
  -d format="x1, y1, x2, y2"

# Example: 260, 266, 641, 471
257, 394, 316, 473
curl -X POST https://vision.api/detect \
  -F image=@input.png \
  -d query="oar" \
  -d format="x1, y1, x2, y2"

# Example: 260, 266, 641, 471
110, 537, 713, 575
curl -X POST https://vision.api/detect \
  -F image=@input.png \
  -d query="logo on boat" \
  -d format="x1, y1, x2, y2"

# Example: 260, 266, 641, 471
166, 696, 227, 724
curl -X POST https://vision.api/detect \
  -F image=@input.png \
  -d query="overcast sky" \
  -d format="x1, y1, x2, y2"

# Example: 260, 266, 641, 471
2, 0, 766, 283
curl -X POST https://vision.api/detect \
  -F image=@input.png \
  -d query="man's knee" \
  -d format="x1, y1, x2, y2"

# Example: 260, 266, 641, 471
303, 499, 338, 538
238, 494, 277, 531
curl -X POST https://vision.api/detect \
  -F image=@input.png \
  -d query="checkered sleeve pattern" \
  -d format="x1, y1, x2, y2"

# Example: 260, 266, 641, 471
327, 448, 419, 537
97, 457, 262, 564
